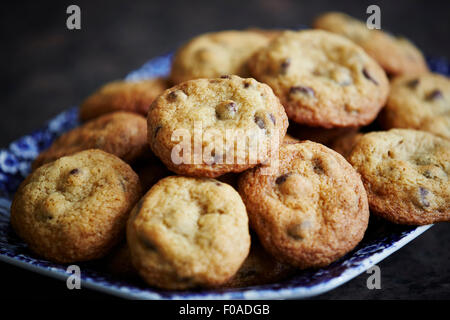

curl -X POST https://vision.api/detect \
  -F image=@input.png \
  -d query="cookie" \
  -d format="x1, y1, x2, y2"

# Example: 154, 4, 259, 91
11, 149, 141, 263
313, 12, 428, 76
106, 242, 139, 280
170, 30, 272, 84
127, 176, 250, 289
248, 30, 389, 128
348, 129, 450, 225
148, 75, 288, 177
380, 73, 450, 140
222, 236, 295, 288
238, 141, 369, 268
134, 158, 171, 192
283, 133, 300, 145
32, 112, 148, 170
246, 28, 284, 40
331, 130, 363, 159
79, 78, 169, 121
288, 123, 359, 146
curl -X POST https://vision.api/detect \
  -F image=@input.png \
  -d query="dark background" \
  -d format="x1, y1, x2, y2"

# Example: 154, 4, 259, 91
0, 0, 449, 299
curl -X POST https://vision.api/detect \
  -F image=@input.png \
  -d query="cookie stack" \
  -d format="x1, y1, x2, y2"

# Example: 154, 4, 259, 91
10, 11, 449, 291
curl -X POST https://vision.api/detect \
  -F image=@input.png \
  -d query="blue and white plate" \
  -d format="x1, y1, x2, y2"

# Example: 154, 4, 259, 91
0, 51, 448, 300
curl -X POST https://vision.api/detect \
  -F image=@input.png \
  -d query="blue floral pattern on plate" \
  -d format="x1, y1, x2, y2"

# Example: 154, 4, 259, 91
0, 50, 448, 299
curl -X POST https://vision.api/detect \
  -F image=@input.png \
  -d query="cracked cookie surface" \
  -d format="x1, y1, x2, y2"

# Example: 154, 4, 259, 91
248, 30, 389, 128
11, 149, 141, 263
348, 129, 450, 225
313, 12, 428, 76
148, 75, 288, 177
238, 141, 369, 268
380, 73, 450, 140
127, 176, 250, 289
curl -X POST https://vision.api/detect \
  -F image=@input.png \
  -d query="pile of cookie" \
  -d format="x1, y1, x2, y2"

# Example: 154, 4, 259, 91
10, 12, 449, 290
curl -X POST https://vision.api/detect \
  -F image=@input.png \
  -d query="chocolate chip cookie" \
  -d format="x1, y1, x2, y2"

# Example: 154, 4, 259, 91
288, 123, 359, 146
331, 130, 363, 159
106, 242, 139, 279
127, 176, 250, 289
80, 78, 169, 121
170, 30, 272, 84
223, 236, 295, 288
238, 141, 369, 268
348, 129, 450, 225
248, 30, 389, 128
148, 75, 288, 177
32, 112, 148, 170
380, 73, 450, 140
313, 12, 428, 76
11, 149, 141, 263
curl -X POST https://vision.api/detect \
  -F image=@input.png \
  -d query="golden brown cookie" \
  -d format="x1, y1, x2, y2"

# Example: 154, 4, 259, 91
288, 123, 360, 146
248, 30, 389, 128
32, 112, 148, 170
127, 176, 251, 290
330, 130, 363, 159
134, 158, 171, 192
170, 30, 272, 84
348, 129, 450, 225
79, 78, 169, 121
313, 12, 428, 76
106, 242, 139, 279
283, 133, 300, 144
222, 237, 295, 288
148, 75, 288, 177
11, 149, 141, 263
380, 73, 450, 140
238, 141, 369, 268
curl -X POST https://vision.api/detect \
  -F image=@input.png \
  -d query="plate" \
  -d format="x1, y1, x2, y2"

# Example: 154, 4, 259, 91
0, 52, 448, 300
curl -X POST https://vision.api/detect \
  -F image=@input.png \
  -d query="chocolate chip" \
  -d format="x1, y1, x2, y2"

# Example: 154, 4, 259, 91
406, 79, 420, 89
289, 86, 315, 98
69, 168, 79, 175
275, 173, 290, 185
154, 126, 162, 138
254, 115, 266, 129
269, 113, 276, 125
426, 89, 443, 101
423, 170, 432, 179
362, 68, 378, 85
419, 187, 430, 208
313, 158, 324, 174
168, 91, 178, 101
220, 75, 231, 79
216, 101, 238, 120
215, 182, 222, 186
279, 58, 291, 74
227, 102, 237, 113
287, 224, 303, 240
243, 81, 251, 88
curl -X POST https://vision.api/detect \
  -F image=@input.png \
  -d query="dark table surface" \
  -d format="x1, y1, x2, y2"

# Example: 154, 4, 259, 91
1, 0, 449, 300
